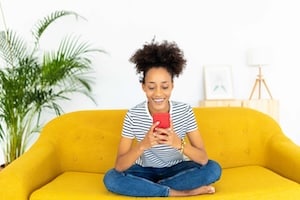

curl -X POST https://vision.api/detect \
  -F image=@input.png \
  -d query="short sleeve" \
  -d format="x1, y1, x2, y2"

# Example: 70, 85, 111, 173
121, 111, 135, 139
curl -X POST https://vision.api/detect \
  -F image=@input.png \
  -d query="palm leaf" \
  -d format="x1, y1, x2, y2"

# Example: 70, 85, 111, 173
41, 34, 104, 91
0, 30, 29, 68
31, 10, 85, 44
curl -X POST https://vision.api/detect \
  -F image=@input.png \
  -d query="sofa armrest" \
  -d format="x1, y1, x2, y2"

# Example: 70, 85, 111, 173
266, 134, 300, 183
0, 141, 61, 200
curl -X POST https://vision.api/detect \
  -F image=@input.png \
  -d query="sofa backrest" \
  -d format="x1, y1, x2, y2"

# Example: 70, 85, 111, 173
39, 109, 127, 173
38, 107, 283, 173
195, 107, 282, 169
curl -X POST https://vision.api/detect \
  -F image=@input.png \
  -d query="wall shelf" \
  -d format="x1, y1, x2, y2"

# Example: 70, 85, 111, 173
199, 99, 279, 122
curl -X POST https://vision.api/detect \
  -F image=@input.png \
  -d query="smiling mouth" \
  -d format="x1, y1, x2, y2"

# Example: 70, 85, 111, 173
153, 98, 165, 104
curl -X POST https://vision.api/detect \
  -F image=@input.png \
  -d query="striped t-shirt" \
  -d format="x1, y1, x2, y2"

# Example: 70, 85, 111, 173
122, 100, 198, 168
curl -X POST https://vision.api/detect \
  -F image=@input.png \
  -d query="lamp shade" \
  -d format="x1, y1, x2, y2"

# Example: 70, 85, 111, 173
247, 48, 271, 66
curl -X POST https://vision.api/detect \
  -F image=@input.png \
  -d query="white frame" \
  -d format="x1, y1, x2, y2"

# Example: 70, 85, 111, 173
204, 65, 234, 100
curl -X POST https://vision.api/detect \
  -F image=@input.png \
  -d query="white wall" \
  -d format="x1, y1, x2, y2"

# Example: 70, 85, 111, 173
1, 0, 300, 164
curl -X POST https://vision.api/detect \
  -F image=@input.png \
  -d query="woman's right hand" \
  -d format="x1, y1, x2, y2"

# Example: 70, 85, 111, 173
140, 121, 160, 150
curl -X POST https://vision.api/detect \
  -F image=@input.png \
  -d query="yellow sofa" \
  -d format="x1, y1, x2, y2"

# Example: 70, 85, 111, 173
1, 107, 300, 200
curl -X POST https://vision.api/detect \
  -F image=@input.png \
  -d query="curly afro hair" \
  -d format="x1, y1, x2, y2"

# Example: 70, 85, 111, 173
129, 40, 187, 83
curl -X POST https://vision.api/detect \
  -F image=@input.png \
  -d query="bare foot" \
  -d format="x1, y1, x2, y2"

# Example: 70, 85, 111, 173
169, 185, 215, 196
193, 185, 215, 195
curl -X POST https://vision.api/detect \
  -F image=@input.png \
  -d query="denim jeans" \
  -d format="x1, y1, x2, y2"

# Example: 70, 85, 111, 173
103, 160, 222, 197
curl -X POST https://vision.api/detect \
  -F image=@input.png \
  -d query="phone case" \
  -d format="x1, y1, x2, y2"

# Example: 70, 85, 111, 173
153, 113, 170, 128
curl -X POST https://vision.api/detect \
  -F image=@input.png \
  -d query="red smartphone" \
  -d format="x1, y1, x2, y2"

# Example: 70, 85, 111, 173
153, 113, 170, 128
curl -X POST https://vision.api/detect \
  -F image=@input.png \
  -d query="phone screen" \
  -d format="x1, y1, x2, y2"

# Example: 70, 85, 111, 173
153, 113, 170, 128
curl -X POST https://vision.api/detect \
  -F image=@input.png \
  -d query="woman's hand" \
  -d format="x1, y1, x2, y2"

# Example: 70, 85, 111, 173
139, 121, 161, 150
152, 121, 181, 149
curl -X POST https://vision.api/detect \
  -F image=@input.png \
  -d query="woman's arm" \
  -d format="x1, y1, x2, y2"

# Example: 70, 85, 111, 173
114, 122, 159, 172
114, 137, 142, 172
184, 130, 209, 165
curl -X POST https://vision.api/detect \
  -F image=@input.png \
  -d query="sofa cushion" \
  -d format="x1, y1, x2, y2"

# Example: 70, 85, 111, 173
214, 166, 300, 199
30, 166, 300, 200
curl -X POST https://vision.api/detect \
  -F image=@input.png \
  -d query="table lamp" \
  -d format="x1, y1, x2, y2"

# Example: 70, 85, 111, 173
247, 48, 273, 99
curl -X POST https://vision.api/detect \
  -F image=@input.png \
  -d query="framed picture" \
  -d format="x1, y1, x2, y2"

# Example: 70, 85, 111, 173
203, 65, 234, 99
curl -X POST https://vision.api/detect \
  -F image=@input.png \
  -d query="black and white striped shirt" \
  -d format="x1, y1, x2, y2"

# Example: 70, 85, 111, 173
122, 101, 198, 168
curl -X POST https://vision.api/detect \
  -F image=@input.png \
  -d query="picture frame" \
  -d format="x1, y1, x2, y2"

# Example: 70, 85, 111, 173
203, 65, 234, 100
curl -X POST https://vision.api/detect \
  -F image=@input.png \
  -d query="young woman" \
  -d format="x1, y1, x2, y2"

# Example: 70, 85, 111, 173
103, 40, 221, 197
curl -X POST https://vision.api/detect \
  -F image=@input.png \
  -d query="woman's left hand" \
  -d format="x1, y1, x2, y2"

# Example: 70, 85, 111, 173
153, 121, 181, 149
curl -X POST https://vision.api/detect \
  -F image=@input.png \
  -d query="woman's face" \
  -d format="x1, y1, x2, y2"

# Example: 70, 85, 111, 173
142, 67, 173, 114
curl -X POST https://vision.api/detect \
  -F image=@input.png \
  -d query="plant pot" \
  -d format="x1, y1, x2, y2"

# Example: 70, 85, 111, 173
0, 164, 5, 171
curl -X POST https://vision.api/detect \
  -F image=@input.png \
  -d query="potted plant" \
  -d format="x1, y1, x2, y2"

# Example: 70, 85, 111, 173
0, 10, 105, 167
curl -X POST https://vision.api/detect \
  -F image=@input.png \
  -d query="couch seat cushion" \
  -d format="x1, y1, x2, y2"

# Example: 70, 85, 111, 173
213, 165, 300, 199
30, 166, 300, 200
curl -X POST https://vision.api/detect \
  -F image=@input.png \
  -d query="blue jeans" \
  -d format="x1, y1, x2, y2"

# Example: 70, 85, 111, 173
103, 160, 222, 197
